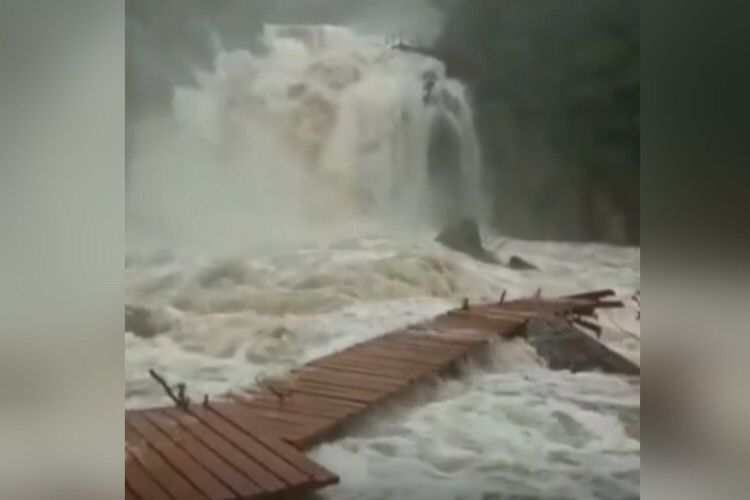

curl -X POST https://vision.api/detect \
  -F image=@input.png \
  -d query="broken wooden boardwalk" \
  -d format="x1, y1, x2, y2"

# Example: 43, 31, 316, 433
126, 290, 637, 499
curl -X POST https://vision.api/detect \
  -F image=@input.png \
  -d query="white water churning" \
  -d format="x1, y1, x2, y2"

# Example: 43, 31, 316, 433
174, 24, 482, 228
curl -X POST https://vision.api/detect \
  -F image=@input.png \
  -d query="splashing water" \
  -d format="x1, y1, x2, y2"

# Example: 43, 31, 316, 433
126, 24, 639, 500
125, 234, 640, 499
173, 24, 482, 228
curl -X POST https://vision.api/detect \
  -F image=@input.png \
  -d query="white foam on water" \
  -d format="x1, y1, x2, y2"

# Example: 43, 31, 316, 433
313, 369, 639, 499
125, 234, 639, 498
125, 234, 639, 403
126, 23, 639, 500
133, 24, 483, 246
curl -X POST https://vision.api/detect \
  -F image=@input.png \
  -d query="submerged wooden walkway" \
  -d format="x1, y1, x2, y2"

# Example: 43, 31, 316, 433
126, 290, 635, 499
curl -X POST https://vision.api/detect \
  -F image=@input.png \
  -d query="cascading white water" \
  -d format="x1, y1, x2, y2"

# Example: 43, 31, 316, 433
173, 24, 482, 227
126, 23, 639, 500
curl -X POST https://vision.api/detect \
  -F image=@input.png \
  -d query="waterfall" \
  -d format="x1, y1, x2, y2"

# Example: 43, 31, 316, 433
172, 24, 482, 231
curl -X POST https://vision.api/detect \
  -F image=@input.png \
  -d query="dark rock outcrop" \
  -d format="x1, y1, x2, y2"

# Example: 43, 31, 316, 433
525, 318, 640, 376
435, 219, 540, 271
507, 255, 539, 270
435, 217, 499, 263
125, 305, 171, 339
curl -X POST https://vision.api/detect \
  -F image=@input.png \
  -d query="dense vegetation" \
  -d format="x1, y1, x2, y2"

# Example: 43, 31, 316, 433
430, 0, 639, 243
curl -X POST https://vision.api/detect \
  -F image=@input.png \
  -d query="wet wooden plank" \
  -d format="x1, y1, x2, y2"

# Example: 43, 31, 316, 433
211, 405, 338, 484
241, 400, 350, 422
364, 342, 467, 362
129, 412, 234, 500
370, 335, 464, 355
380, 331, 473, 350
493, 298, 588, 314
293, 375, 391, 394
314, 344, 421, 364
425, 316, 495, 332
350, 345, 451, 366
331, 350, 439, 372
253, 434, 338, 485
191, 405, 312, 487
425, 328, 495, 345
314, 355, 412, 371
588, 300, 623, 309
146, 410, 260, 499
215, 396, 316, 438
126, 422, 206, 500
234, 404, 333, 430
295, 367, 406, 392
209, 405, 312, 443
563, 289, 615, 300
125, 417, 148, 448
125, 451, 172, 500
303, 361, 416, 382
449, 313, 532, 339
432, 313, 522, 334
460, 309, 538, 324
285, 380, 387, 404
309, 361, 414, 382
290, 378, 398, 399
315, 354, 432, 375
163, 408, 278, 496
231, 392, 358, 420
349, 340, 449, 359
255, 389, 367, 411
413, 326, 491, 347
226, 412, 310, 440
125, 484, 140, 500
443, 311, 532, 333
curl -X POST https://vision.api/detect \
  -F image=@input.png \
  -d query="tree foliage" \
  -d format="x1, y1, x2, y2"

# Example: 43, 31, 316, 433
433, 0, 639, 243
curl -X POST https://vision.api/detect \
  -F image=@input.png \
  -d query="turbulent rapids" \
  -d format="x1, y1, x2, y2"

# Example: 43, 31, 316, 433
126, 23, 639, 500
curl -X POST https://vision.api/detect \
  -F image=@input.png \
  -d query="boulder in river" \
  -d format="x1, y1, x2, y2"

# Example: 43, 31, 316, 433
125, 305, 172, 339
435, 217, 499, 263
525, 318, 640, 375
507, 255, 539, 270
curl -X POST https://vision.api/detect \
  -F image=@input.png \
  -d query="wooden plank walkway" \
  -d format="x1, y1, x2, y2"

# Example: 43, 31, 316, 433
125, 290, 631, 499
